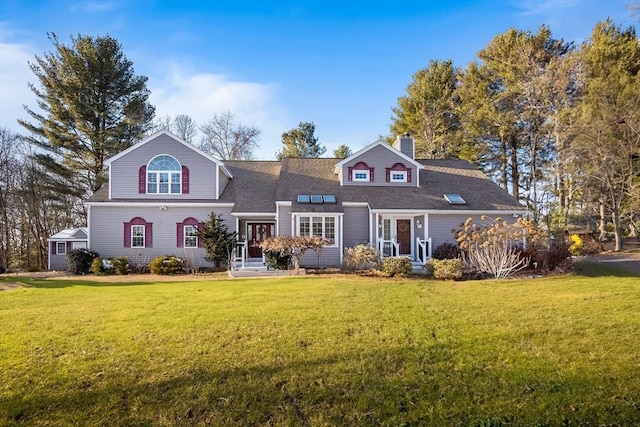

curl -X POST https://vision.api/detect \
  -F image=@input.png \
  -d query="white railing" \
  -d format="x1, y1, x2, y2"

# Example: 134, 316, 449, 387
232, 240, 247, 270
416, 237, 432, 265
378, 239, 399, 258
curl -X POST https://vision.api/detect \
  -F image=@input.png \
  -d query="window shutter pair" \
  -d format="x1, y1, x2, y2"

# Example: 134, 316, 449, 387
138, 165, 189, 194
347, 162, 374, 182
176, 218, 203, 248
124, 217, 153, 248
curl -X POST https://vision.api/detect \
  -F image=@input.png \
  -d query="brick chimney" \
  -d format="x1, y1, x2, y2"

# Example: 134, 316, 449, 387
393, 132, 415, 159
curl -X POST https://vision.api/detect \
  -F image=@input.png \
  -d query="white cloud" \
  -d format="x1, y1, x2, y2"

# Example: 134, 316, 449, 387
149, 62, 290, 159
0, 39, 35, 131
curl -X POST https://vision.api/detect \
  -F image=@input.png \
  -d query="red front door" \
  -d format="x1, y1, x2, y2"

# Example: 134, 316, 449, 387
247, 223, 273, 258
396, 219, 411, 255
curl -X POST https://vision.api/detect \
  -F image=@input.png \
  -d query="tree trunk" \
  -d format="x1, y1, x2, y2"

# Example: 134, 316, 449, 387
598, 198, 607, 241
611, 206, 623, 251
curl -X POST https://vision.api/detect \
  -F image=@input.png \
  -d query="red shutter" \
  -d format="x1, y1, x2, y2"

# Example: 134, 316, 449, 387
176, 222, 184, 248
182, 165, 189, 194
67, 242, 72, 253
385, 168, 390, 182
370, 168, 374, 182
51, 241, 57, 255
146, 223, 153, 248
407, 168, 412, 183
138, 165, 146, 194
124, 222, 131, 247
198, 223, 204, 248
348, 167, 353, 181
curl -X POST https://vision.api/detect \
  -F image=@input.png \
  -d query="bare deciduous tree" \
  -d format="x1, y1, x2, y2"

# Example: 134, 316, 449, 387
199, 111, 260, 160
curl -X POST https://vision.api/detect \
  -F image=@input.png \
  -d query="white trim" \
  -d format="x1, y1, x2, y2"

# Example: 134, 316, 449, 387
275, 203, 280, 235
230, 212, 276, 217
216, 166, 220, 199
371, 209, 526, 215
334, 139, 424, 171
146, 154, 182, 194
276, 201, 293, 206
293, 213, 340, 247
352, 169, 370, 182
131, 224, 145, 248
56, 241, 67, 255
390, 171, 407, 183
87, 207, 91, 249
105, 129, 233, 179
85, 202, 235, 208
183, 225, 198, 248
339, 214, 344, 264
342, 202, 369, 207
108, 163, 112, 199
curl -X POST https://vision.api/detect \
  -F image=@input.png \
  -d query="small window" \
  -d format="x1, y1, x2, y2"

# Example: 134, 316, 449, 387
444, 194, 466, 205
323, 195, 336, 203
184, 225, 198, 248
56, 242, 66, 255
390, 171, 407, 182
297, 195, 310, 203
353, 170, 370, 182
72, 241, 87, 250
310, 195, 323, 203
132, 225, 145, 247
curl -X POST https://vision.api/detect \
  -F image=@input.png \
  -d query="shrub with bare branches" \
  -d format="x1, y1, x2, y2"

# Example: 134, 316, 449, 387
453, 216, 537, 279
342, 244, 381, 272
260, 236, 329, 273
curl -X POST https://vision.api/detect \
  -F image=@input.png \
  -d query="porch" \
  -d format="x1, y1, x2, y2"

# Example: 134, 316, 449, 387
375, 214, 432, 265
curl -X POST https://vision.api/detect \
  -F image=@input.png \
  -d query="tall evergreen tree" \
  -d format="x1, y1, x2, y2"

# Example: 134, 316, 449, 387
390, 59, 461, 159
276, 122, 326, 160
332, 144, 352, 159
19, 33, 155, 196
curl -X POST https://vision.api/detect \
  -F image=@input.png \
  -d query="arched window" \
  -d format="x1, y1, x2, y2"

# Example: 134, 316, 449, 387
147, 155, 181, 194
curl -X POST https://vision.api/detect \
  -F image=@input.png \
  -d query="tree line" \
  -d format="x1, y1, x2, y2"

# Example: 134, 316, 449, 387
390, 19, 639, 251
1, 15, 638, 270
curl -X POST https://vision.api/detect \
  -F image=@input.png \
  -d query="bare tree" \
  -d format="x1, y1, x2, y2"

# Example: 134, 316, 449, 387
173, 114, 198, 144
199, 111, 260, 160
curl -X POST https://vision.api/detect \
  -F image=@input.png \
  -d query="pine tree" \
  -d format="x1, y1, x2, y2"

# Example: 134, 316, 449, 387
198, 211, 238, 268
276, 122, 326, 159
19, 33, 155, 197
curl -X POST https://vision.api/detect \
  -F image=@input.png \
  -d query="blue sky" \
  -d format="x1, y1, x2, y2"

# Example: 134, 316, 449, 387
0, 0, 636, 159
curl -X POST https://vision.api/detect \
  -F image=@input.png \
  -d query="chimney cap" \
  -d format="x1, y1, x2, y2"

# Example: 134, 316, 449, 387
404, 132, 411, 137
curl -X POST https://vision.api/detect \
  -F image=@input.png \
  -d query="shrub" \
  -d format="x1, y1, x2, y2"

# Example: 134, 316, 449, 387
342, 244, 381, 272
521, 242, 572, 271
382, 257, 412, 277
261, 235, 329, 273
428, 258, 463, 280
149, 255, 185, 275
264, 250, 292, 270
111, 256, 129, 275
568, 234, 583, 256
432, 242, 461, 260
67, 248, 100, 275
90, 257, 114, 275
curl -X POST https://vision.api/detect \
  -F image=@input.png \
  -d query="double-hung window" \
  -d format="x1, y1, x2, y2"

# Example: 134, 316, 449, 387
147, 155, 181, 194
131, 225, 145, 248
184, 225, 198, 248
56, 242, 66, 255
297, 215, 336, 245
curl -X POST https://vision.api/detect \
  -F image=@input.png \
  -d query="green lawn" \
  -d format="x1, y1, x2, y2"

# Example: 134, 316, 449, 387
1, 265, 639, 426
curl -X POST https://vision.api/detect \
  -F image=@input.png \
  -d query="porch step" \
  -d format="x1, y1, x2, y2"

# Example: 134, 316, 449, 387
411, 261, 425, 272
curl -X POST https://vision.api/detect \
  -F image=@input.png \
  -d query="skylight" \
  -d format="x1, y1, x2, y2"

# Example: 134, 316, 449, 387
297, 195, 310, 203
444, 194, 466, 205
310, 195, 323, 203
323, 195, 336, 204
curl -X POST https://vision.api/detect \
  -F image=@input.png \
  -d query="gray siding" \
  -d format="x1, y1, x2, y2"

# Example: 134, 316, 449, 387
299, 247, 340, 268
342, 144, 416, 187
89, 204, 235, 267
110, 134, 220, 200
277, 204, 293, 236
393, 136, 415, 159
428, 214, 469, 250
343, 206, 369, 247
49, 253, 67, 270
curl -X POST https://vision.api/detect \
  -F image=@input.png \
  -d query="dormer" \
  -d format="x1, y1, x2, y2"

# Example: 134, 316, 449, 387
334, 137, 423, 187
105, 130, 233, 200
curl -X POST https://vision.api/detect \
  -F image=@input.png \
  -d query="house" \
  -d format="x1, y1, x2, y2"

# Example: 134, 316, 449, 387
47, 227, 88, 270
50, 130, 525, 270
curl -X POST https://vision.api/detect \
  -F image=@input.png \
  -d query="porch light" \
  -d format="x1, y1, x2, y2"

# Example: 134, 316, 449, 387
416, 219, 422, 229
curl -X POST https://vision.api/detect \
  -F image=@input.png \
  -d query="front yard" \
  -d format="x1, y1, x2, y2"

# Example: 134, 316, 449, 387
1, 265, 639, 425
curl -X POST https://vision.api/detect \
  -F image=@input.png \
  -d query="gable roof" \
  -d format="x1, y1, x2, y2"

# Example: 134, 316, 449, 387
105, 130, 233, 178
48, 227, 88, 240
273, 157, 524, 212
334, 139, 424, 173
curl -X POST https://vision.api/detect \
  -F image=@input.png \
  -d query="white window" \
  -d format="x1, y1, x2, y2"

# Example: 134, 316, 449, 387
132, 225, 145, 248
390, 171, 407, 182
297, 216, 336, 245
353, 170, 370, 182
56, 242, 66, 254
184, 225, 198, 248
147, 155, 181, 194
72, 242, 87, 250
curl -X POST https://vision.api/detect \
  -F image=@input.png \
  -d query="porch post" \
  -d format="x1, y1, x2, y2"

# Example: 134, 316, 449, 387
339, 214, 344, 265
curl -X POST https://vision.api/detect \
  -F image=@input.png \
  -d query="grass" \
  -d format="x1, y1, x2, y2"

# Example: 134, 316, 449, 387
1, 265, 639, 426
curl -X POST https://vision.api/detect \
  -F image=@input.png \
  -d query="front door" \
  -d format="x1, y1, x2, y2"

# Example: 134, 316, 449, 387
396, 219, 411, 255
247, 223, 273, 258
